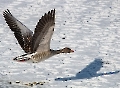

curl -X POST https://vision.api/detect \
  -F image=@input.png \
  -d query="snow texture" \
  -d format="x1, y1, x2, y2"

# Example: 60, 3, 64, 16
0, 0, 120, 88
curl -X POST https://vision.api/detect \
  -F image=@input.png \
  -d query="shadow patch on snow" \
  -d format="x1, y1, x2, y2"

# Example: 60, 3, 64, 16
55, 58, 120, 81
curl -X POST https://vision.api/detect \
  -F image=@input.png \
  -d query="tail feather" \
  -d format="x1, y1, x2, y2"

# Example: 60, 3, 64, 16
13, 54, 31, 62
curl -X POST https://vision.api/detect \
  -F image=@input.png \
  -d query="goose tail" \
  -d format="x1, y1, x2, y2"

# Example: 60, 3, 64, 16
13, 54, 33, 62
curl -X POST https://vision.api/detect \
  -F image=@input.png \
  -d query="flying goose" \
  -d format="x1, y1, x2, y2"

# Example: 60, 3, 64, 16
3, 9, 74, 63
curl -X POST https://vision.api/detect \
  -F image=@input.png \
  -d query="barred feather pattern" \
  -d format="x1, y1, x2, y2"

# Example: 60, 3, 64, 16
31, 51, 52, 62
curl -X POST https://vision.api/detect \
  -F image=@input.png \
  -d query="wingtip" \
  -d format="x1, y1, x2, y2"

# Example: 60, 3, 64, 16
3, 9, 6, 14
3, 9, 11, 15
6, 9, 10, 12
51, 9, 55, 13
53, 8, 55, 12
53, 9, 55, 14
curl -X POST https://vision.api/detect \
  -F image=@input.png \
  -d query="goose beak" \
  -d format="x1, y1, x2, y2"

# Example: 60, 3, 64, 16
70, 49, 74, 53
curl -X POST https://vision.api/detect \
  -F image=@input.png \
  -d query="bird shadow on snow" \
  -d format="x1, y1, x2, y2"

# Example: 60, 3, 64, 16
55, 58, 120, 81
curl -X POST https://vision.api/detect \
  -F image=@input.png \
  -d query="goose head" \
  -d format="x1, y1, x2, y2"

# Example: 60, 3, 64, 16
60, 47, 74, 53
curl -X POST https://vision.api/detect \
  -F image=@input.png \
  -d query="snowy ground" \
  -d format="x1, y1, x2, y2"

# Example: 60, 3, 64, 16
0, 0, 120, 88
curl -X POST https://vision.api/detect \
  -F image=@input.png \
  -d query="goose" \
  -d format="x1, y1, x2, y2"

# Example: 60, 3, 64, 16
3, 9, 74, 63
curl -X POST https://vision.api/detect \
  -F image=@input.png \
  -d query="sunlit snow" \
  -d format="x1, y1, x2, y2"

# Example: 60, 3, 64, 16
0, 0, 120, 88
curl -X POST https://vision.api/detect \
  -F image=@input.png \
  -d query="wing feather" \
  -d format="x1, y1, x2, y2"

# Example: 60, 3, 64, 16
31, 9, 55, 53
3, 9, 33, 53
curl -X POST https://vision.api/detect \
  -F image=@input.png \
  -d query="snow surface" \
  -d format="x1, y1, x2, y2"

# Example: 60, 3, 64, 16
0, 0, 120, 88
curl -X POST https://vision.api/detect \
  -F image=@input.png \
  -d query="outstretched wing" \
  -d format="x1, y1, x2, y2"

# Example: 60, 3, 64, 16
3, 9, 33, 53
31, 9, 55, 53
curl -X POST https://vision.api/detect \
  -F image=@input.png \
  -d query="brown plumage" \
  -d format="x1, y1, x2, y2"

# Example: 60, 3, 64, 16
3, 9, 74, 63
